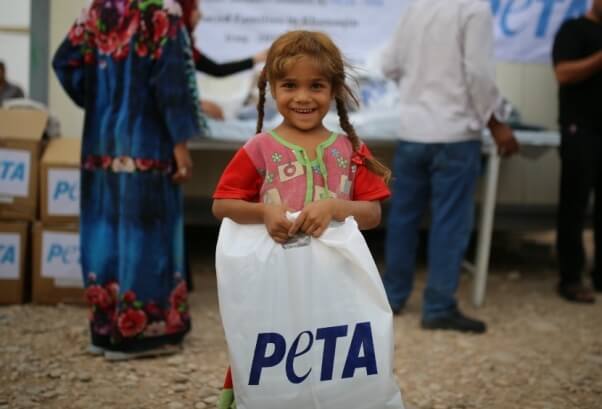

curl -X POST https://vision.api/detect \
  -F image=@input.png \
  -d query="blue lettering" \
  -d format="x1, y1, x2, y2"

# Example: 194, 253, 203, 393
500, 0, 532, 37
564, 0, 588, 19
0, 245, 15, 264
53, 181, 70, 200
52, 181, 79, 201
0, 161, 26, 181
490, 0, 502, 15
47, 244, 63, 263
285, 331, 313, 384
12, 163, 24, 181
316, 325, 348, 381
46, 244, 80, 264
342, 322, 378, 379
249, 332, 286, 385
248, 322, 378, 385
535, 0, 562, 37
0, 161, 12, 179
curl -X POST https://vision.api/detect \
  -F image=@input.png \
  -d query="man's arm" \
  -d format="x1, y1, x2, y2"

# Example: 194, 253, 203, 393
554, 51, 602, 85
462, 3, 500, 128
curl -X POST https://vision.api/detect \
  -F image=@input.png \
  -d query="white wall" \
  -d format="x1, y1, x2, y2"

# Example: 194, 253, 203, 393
48, 0, 87, 138
0, 0, 31, 97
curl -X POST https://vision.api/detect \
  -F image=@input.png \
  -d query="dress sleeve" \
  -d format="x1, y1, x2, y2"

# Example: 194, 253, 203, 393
213, 148, 263, 202
150, 25, 205, 144
352, 145, 391, 202
196, 52, 254, 77
52, 23, 87, 108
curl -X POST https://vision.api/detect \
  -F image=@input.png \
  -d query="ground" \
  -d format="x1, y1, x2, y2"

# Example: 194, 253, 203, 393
1, 230, 601, 409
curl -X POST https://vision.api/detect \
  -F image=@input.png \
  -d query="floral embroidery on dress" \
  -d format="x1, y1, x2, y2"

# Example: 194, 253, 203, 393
84, 271, 190, 342
83, 154, 174, 173
336, 156, 349, 169
67, 0, 182, 63
271, 152, 283, 163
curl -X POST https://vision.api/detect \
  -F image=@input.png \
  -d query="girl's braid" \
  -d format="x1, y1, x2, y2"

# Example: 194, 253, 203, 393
256, 70, 268, 134
335, 96, 391, 183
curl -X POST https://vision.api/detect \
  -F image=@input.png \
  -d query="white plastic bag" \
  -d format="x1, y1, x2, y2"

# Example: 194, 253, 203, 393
216, 217, 405, 409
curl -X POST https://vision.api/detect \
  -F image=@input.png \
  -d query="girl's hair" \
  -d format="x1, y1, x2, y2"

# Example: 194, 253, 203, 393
256, 30, 390, 183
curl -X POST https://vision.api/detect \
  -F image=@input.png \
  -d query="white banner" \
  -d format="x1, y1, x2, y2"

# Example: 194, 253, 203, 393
0, 233, 21, 280
196, 0, 592, 66
47, 168, 80, 216
492, 0, 592, 63
196, 0, 407, 68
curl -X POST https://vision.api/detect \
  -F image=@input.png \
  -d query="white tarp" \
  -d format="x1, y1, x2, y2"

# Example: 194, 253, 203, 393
195, 0, 593, 66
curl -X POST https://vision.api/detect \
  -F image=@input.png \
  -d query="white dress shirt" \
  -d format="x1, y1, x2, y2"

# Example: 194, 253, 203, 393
381, 0, 502, 143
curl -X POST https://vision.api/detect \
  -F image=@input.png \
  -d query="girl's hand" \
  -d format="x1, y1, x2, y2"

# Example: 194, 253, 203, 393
289, 200, 338, 238
263, 204, 293, 243
172, 142, 193, 183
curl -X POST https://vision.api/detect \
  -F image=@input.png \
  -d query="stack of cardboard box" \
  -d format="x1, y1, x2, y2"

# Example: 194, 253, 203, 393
34, 137, 83, 304
0, 109, 84, 305
0, 109, 46, 304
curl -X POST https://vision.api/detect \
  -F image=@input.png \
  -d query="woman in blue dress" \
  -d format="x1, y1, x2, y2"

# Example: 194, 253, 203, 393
53, 0, 205, 360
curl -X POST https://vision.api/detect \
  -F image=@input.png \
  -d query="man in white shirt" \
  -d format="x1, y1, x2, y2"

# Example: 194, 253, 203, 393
380, 0, 518, 333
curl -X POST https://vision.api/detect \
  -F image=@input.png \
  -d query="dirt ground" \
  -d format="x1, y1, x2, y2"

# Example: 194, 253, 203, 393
1, 230, 601, 409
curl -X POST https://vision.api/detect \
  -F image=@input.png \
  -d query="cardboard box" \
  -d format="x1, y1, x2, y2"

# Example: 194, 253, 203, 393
0, 109, 48, 221
40, 138, 81, 224
32, 222, 84, 305
0, 221, 29, 304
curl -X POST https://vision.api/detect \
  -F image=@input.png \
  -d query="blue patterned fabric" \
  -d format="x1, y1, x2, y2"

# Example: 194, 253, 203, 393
53, 0, 204, 352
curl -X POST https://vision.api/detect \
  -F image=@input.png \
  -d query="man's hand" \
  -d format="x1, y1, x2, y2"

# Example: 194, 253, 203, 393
172, 142, 193, 183
488, 117, 519, 157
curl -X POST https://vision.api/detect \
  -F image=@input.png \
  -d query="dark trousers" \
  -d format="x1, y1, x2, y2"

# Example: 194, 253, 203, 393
556, 125, 602, 287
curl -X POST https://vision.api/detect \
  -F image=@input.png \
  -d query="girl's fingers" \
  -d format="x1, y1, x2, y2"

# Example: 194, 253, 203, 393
288, 213, 305, 236
312, 226, 326, 238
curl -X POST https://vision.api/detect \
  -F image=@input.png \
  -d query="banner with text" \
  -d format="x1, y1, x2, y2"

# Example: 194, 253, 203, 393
492, 0, 592, 63
196, 0, 593, 66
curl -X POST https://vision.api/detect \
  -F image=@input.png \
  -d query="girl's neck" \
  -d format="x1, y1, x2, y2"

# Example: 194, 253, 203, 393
272, 125, 331, 147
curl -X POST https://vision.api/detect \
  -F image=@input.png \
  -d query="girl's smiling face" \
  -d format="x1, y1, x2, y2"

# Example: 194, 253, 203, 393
271, 56, 333, 134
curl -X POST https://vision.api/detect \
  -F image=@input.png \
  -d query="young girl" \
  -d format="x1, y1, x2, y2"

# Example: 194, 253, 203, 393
212, 30, 391, 408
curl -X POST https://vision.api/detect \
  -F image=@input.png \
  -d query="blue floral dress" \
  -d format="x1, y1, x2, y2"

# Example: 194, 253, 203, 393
53, 0, 204, 352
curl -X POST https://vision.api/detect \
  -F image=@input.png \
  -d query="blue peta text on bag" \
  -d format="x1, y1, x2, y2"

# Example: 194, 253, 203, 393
216, 217, 405, 409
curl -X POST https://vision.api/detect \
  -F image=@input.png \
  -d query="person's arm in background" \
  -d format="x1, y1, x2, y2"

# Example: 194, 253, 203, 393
52, 21, 88, 108
552, 20, 602, 85
463, 2, 518, 157
555, 51, 602, 84
196, 50, 266, 77
13, 85, 24, 99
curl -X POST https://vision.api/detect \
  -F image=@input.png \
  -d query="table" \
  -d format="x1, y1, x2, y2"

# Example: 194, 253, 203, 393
468, 130, 559, 306
190, 128, 561, 307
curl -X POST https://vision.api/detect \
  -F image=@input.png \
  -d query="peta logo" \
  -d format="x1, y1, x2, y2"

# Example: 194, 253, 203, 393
53, 181, 78, 201
48, 169, 80, 216
0, 244, 16, 264
0, 160, 25, 182
46, 243, 80, 264
249, 322, 377, 385
41, 231, 82, 280
0, 149, 31, 197
0, 233, 20, 279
